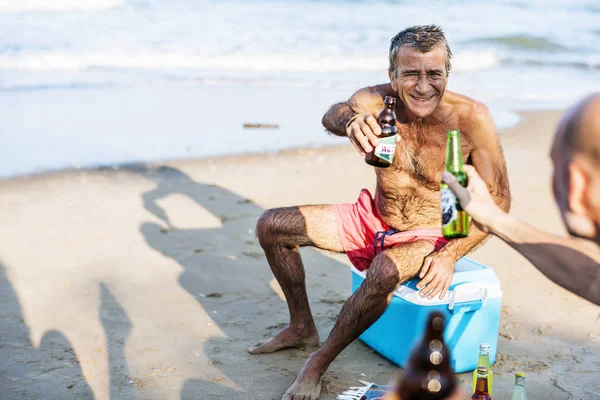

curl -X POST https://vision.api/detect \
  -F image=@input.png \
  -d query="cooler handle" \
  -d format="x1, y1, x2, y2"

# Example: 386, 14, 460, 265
448, 282, 490, 313
449, 299, 483, 314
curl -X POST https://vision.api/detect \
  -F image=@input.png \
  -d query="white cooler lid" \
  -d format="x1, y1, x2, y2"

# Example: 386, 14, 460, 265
351, 257, 502, 307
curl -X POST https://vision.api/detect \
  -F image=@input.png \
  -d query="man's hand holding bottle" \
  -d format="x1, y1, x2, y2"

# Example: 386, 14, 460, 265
345, 113, 381, 155
441, 165, 507, 233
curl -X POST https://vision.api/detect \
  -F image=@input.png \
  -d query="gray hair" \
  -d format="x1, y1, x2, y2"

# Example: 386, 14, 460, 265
388, 25, 453, 77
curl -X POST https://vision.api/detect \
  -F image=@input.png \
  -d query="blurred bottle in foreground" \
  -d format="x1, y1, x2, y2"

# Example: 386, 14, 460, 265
472, 343, 493, 396
510, 372, 528, 400
393, 311, 458, 400
471, 366, 492, 400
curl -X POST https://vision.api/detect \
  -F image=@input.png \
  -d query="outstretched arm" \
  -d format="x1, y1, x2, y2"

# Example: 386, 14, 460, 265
322, 84, 394, 155
418, 103, 512, 299
443, 165, 600, 305
321, 100, 359, 137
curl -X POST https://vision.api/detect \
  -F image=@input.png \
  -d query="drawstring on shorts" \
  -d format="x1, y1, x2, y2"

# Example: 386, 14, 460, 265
373, 228, 399, 257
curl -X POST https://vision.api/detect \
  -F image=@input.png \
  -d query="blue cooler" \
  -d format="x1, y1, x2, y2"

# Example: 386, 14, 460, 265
351, 257, 501, 373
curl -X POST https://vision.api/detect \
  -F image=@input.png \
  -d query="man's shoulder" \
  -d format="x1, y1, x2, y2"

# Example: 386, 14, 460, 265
441, 91, 496, 143
442, 91, 494, 134
443, 90, 490, 118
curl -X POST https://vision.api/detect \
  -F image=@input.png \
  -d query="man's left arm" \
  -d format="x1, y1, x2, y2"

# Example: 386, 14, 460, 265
417, 103, 512, 299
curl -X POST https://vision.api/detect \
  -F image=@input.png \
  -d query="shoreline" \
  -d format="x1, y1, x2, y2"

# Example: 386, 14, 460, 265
0, 141, 348, 183
1, 107, 556, 184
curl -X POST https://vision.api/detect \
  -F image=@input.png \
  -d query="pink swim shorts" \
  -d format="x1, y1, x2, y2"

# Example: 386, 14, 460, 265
331, 189, 448, 271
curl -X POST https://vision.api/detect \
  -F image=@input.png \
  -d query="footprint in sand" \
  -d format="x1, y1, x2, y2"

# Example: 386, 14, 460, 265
494, 353, 549, 373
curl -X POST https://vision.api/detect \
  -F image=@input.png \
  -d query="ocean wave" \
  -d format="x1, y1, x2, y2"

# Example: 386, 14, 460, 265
1, 47, 598, 84
452, 50, 499, 72
468, 35, 567, 52
0, 0, 124, 13
0, 50, 386, 72
505, 57, 600, 70
0, 49, 506, 74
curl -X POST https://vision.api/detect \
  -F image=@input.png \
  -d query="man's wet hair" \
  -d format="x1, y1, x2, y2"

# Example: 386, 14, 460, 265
389, 25, 453, 77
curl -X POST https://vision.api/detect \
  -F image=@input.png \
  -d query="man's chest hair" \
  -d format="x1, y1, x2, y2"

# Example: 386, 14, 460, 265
391, 126, 473, 188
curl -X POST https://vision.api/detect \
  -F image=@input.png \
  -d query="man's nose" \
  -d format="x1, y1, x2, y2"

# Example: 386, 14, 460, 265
414, 75, 430, 94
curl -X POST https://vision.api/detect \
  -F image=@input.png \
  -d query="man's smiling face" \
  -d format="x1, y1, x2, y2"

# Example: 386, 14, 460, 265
390, 45, 448, 120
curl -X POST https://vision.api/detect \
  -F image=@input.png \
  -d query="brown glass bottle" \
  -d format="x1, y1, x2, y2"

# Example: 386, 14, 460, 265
396, 312, 458, 400
365, 96, 398, 168
471, 366, 492, 400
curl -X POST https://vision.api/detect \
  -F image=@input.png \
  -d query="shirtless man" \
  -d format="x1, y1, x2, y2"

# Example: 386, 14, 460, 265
250, 25, 511, 400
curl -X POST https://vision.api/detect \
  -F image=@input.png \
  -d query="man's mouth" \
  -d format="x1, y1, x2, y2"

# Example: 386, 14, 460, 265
411, 95, 434, 103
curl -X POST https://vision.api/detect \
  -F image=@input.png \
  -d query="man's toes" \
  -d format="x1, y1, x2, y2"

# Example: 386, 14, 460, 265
283, 391, 315, 400
248, 340, 274, 354
281, 392, 292, 400
248, 343, 261, 354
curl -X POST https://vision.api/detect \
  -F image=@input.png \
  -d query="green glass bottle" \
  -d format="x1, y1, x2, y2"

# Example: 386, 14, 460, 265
510, 373, 528, 400
472, 343, 493, 396
441, 130, 469, 238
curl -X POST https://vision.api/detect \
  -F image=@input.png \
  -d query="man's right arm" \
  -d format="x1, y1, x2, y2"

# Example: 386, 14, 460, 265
443, 166, 600, 305
321, 84, 392, 155
321, 101, 358, 137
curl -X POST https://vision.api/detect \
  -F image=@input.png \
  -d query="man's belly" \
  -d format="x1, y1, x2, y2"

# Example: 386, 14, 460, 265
374, 187, 442, 231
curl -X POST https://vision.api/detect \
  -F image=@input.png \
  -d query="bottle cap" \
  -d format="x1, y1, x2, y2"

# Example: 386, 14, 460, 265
479, 343, 490, 351
515, 372, 526, 378
384, 96, 397, 104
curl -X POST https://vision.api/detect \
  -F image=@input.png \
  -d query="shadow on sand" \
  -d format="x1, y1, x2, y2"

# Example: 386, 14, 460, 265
0, 263, 94, 399
0, 263, 140, 399
136, 165, 359, 399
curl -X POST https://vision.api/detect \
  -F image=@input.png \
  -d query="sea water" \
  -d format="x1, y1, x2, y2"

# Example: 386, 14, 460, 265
1, 0, 599, 177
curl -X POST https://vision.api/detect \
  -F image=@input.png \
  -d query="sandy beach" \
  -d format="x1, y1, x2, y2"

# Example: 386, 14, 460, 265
1, 108, 599, 400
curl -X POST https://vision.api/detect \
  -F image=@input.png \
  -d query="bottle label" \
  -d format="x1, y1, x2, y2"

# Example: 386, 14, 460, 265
373, 134, 397, 163
440, 188, 458, 227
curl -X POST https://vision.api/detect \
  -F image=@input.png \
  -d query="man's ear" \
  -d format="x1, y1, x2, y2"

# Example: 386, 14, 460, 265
389, 70, 398, 92
566, 161, 597, 238
569, 161, 589, 216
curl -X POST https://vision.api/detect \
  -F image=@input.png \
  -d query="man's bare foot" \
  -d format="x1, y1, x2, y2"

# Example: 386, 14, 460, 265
281, 363, 323, 400
248, 325, 319, 354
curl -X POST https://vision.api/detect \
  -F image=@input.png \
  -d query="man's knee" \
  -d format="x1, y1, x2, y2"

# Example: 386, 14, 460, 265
256, 208, 299, 248
365, 254, 402, 294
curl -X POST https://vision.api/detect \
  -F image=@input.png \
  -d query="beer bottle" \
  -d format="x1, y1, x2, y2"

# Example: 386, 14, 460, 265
396, 312, 457, 400
472, 343, 493, 396
510, 373, 528, 400
365, 96, 398, 168
471, 366, 492, 400
441, 130, 469, 238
